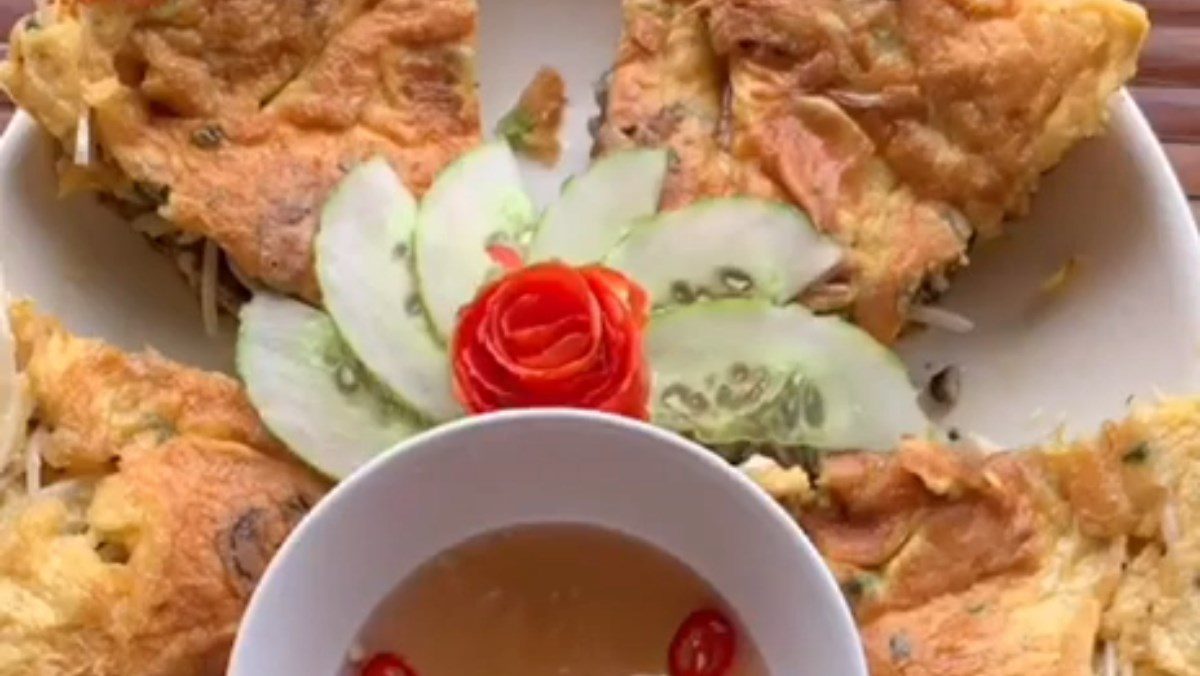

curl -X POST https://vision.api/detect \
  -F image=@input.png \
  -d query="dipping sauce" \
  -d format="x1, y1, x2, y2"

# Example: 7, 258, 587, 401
353, 524, 768, 676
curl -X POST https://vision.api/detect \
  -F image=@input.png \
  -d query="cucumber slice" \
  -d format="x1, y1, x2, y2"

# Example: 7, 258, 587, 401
646, 299, 927, 451
414, 142, 536, 340
528, 149, 668, 264
607, 198, 842, 308
238, 294, 424, 479
315, 158, 461, 422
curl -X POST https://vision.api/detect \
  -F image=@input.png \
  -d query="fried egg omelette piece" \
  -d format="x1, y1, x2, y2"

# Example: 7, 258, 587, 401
750, 398, 1199, 675
601, 0, 1147, 342
1, 0, 481, 301
0, 304, 328, 676
799, 443, 1122, 676
9, 301, 285, 471
597, 0, 737, 209
1093, 400, 1200, 675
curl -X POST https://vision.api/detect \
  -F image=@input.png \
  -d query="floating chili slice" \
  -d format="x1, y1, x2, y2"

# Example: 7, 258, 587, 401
486, 244, 524, 272
360, 652, 417, 676
668, 608, 738, 676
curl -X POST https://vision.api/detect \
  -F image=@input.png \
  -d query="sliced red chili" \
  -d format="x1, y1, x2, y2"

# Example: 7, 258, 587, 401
486, 244, 524, 272
360, 652, 417, 676
668, 608, 738, 676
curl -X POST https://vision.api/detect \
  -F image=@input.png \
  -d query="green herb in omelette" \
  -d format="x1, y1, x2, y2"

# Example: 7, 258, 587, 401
496, 68, 566, 166
1122, 442, 1150, 464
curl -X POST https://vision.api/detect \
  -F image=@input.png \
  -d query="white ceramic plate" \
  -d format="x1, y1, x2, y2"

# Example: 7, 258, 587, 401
900, 95, 1200, 445
1, 0, 1197, 445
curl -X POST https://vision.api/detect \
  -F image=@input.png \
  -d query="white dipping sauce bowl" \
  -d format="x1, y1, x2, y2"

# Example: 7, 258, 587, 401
230, 409, 867, 675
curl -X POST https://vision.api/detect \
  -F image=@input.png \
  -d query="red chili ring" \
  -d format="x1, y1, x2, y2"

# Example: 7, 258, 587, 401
668, 608, 738, 676
360, 652, 417, 676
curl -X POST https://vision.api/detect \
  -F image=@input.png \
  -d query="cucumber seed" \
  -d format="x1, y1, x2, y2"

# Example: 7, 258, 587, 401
404, 294, 424, 317
670, 281, 696, 305
802, 383, 825, 427
335, 364, 358, 393
686, 392, 709, 412
660, 383, 694, 415
718, 267, 755, 294
730, 362, 750, 383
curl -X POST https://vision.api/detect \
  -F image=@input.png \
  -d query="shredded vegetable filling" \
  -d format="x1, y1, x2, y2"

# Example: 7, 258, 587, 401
200, 239, 220, 336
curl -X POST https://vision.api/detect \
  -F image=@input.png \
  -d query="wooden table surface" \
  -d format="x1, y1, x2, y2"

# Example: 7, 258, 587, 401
1136, 0, 1200, 224
0, 0, 1195, 222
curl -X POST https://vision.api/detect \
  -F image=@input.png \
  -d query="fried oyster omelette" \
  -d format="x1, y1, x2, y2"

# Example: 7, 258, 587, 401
0, 0, 481, 305
748, 398, 1200, 676
0, 303, 328, 676
599, 0, 1148, 342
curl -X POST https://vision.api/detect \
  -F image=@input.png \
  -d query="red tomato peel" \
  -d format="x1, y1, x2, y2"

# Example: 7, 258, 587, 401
486, 244, 524, 272
451, 263, 650, 419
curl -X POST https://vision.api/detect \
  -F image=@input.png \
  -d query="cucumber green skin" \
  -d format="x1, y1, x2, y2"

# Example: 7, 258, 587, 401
237, 294, 424, 480
607, 197, 842, 308
315, 158, 461, 423
413, 142, 536, 342
528, 149, 668, 264
646, 299, 928, 451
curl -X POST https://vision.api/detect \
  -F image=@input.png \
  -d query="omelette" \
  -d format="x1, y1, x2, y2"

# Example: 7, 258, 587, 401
747, 399, 1200, 676
497, 67, 568, 166
0, 0, 482, 306
0, 304, 328, 676
598, 0, 1148, 342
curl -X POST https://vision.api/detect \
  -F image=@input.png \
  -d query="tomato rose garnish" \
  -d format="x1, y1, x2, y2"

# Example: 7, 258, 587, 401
451, 262, 650, 419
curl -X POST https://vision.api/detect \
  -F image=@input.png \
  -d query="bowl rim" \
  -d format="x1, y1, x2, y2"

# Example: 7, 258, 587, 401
230, 407, 868, 675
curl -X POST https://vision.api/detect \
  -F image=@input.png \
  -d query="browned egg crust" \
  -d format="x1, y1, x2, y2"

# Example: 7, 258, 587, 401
750, 398, 1200, 675
0, 304, 329, 676
1, 0, 483, 301
599, 0, 1147, 342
